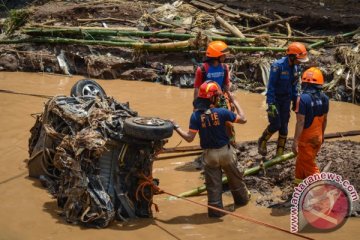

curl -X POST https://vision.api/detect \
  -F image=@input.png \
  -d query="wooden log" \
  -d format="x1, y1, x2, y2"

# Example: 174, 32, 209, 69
194, 0, 270, 21
215, 15, 245, 38
242, 16, 299, 33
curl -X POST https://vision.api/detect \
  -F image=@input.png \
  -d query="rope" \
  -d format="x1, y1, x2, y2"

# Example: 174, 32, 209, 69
135, 173, 163, 213
0, 89, 52, 99
138, 175, 314, 240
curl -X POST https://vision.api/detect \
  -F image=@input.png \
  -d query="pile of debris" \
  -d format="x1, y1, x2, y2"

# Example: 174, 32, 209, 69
237, 140, 360, 210
27, 80, 173, 227
0, 0, 359, 103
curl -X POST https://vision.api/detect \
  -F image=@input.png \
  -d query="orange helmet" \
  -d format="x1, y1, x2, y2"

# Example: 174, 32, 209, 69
198, 81, 221, 99
302, 67, 324, 85
206, 41, 229, 58
286, 42, 309, 62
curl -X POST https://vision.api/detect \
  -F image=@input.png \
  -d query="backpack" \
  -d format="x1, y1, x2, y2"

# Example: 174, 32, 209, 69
199, 63, 228, 87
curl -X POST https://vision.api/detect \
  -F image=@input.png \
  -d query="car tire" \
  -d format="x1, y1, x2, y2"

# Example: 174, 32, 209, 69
70, 79, 107, 98
124, 117, 173, 141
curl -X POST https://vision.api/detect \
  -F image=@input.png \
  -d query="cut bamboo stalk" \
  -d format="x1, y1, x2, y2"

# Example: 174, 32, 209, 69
30, 24, 139, 31
0, 37, 191, 51
177, 152, 295, 197
2, 38, 281, 53
242, 16, 299, 33
77, 17, 137, 24
244, 34, 328, 40
308, 28, 360, 49
23, 27, 256, 43
230, 46, 286, 52
215, 15, 245, 38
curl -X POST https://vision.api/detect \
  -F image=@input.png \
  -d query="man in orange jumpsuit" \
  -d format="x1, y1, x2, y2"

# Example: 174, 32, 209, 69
292, 67, 329, 184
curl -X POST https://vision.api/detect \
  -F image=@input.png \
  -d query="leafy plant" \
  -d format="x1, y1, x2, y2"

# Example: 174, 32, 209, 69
4, 9, 29, 36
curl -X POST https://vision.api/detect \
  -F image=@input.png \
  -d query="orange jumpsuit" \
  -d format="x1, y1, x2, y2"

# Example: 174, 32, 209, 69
295, 115, 324, 184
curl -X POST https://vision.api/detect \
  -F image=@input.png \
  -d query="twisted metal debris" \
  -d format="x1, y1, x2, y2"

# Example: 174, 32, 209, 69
28, 95, 167, 227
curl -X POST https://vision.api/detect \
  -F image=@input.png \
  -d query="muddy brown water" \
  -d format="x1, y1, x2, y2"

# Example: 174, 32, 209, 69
0, 72, 359, 240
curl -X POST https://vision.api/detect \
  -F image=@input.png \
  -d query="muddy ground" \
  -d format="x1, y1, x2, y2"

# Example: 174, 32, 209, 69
238, 140, 360, 209
0, 0, 359, 103
179, 139, 360, 213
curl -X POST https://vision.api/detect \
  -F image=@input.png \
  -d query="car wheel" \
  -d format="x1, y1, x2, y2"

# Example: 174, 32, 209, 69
70, 79, 107, 98
124, 117, 173, 141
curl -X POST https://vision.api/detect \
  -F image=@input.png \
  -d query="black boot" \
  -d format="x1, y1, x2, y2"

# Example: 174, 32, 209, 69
208, 202, 225, 218
258, 128, 274, 156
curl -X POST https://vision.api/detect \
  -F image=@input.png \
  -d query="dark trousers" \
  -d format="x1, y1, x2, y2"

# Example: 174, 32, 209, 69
267, 100, 291, 136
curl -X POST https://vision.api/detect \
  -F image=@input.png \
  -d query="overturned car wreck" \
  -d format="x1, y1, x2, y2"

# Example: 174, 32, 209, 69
27, 79, 173, 227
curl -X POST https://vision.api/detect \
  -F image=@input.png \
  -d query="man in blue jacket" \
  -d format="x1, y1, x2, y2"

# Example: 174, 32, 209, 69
171, 81, 250, 218
258, 42, 309, 156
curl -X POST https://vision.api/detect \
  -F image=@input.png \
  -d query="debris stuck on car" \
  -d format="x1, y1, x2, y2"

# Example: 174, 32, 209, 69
27, 79, 173, 227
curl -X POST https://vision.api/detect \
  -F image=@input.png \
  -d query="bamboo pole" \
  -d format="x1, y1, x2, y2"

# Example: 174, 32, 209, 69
155, 151, 202, 160
0, 37, 192, 51
29, 25, 139, 31
308, 28, 360, 49
242, 16, 299, 33
77, 17, 136, 24
230, 46, 286, 52
2, 38, 281, 53
177, 152, 295, 198
23, 27, 326, 44
23, 27, 255, 43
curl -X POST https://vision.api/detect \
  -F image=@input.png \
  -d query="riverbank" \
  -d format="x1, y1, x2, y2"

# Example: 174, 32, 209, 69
0, 0, 359, 103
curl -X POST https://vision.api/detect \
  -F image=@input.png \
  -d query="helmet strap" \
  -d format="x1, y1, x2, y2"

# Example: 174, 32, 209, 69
288, 54, 296, 65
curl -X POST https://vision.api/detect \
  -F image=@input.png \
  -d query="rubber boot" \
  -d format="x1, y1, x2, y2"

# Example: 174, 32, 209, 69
257, 128, 274, 156
276, 135, 287, 156
208, 202, 225, 218
232, 187, 251, 207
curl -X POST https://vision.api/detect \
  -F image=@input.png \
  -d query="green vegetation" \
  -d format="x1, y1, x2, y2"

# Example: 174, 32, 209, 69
4, 9, 29, 36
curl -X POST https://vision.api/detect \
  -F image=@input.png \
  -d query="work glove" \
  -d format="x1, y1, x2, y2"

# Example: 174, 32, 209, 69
267, 104, 278, 118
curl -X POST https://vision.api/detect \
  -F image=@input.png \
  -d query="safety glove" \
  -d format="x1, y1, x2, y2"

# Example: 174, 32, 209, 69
267, 104, 278, 118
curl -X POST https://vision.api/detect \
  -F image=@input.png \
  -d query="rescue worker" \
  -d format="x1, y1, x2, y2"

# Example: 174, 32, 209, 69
292, 67, 329, 184
193, 40, 242, 147
193, 40, 241, 114
171, 81, 250, 218
258, 42, 309, 157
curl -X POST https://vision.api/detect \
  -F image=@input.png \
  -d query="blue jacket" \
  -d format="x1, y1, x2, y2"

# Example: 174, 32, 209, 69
266, 56, 300, 104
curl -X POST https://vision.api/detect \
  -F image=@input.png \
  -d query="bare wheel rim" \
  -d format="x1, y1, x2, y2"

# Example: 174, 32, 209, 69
82, 84, 101, 96
132, 117, 165, 126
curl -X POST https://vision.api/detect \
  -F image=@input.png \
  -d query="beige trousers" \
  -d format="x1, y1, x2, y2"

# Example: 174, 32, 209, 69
203, 144, 249, 217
